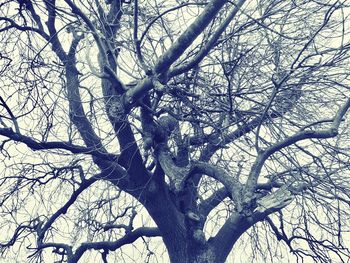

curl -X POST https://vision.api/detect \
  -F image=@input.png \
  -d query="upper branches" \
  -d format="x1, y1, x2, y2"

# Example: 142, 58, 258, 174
124, 0, 244, 109
169, 0, 247, 78
245, 97, 350, 194
153, 0, 230, 75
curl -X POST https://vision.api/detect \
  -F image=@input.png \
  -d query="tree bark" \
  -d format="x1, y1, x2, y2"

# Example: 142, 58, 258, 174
143, 175, 247, 263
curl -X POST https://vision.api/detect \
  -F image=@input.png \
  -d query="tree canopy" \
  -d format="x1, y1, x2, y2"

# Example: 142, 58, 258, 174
1, 0, 350, 262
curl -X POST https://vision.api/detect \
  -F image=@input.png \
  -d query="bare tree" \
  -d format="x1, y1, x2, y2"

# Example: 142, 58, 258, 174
1, 0, 350, 262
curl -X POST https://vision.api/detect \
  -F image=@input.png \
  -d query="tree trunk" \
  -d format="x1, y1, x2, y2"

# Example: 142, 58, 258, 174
170, 248, 216, 263
143, 177, 233, 263
166, 240, 228, 263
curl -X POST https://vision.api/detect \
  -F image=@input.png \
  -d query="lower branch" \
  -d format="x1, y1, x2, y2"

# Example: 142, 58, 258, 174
37, 176, 98, 243
69, 227, 160, 263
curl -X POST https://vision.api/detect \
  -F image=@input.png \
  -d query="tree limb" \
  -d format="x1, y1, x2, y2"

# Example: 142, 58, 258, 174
244, 97, 350, 206
0, 127, 118, 161
199, 187, 229, 217
154, 0, 229, 75
70, 227, 160, 263
169, 0, 247, 77
123, 0, 230, 109
37, 176, 99, 243
44, 0, 67, 61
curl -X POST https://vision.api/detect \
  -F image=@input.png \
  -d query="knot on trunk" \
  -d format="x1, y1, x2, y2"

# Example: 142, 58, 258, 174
193, 229, 206, 245
107, 96, 125, 122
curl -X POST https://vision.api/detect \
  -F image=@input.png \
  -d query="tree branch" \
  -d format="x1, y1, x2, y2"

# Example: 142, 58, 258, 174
244, 98, 350, 206
253, 185, 293, 217
265, 98, 350, 158
210, 186, 293, 260
70, 227, 160, 262
64, 0, 125, 89
154, 0, 229, 75
133, 0, 149, 73
156, 142, 242, 193
0, 127, 118, 161
0, 17, 49, 39
37, 242, 73, 259
139, 2, 207, 45
44, 0, 67, 61
199, 187, 229, 217
123, 0, 230, 109
37, 176, 99, 243
209, 212, 251, 260
191, 162, 242, 201
0, 96, 20, 134
169, 0, 247, 77
65, 48, 107, 151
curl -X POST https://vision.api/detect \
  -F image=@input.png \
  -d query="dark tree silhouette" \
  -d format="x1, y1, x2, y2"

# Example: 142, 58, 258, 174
1, 0, 350, 262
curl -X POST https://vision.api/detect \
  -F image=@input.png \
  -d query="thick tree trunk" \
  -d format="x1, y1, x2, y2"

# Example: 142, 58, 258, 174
166, 238, 232, 263
170, 246, 217, 263
143, 180, 188, 261
143, 177, 237, 263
